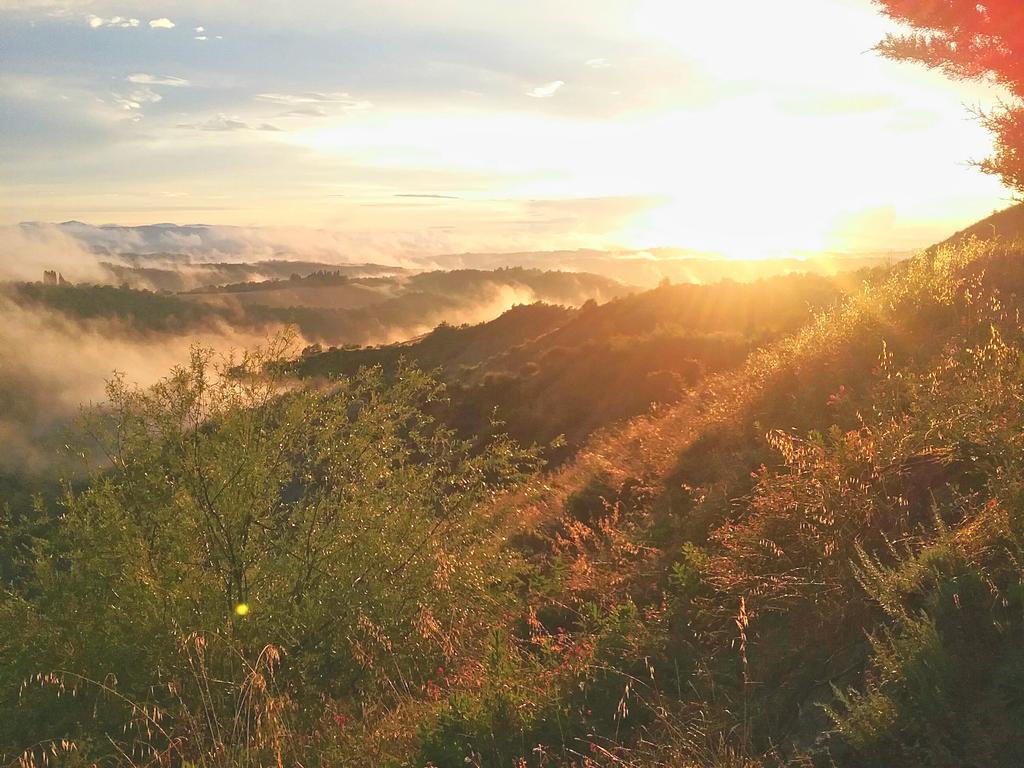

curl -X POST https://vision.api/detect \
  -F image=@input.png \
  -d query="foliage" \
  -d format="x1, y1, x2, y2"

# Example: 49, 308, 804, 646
874, 0, 1024, 193
6, 282, 220, 333
404, 238, 1024, 767
0, 334, 539, 764
3, 267, 630, 346
301, 273, 855, 463
9, 239, 1024, 766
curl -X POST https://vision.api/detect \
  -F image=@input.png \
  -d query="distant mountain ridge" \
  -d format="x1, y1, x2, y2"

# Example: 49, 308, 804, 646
17, 220, 914, 288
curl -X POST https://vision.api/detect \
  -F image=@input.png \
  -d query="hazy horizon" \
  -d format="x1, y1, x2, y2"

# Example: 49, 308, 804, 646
2, 0, 1016, 263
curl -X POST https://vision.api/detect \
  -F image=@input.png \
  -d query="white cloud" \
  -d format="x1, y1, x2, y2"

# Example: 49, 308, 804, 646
177, 114, 282, 132
198, 114, 247, 131
148, 17, 175, 29
585, 58, 611, 69
112, 86, 162, 115
257, 92, 371, 118
195, 25, 205, 32
109, 74, 186, 118
127, 73, 190, 87
526, 80, 564, 98
195, 35, 207, 40
256, 92, 372, 111
87, 15, 139, 28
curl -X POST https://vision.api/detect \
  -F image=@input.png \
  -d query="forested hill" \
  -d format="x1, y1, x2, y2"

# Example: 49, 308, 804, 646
298, 271, 870, 460
1, 266, 630, 345
8, 235, 1024, 767
289, 233, 1024, 767
401, 234, 1024, 767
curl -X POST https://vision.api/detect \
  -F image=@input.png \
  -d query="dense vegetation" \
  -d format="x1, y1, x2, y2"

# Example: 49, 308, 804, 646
300, 273, 862, 461
100, 259, 406, 294
7, 282, 224, 333
2, 267, 629, 345
0, 339, 540, 765
6, 234, 1024, 765
405, 236, 1024, 767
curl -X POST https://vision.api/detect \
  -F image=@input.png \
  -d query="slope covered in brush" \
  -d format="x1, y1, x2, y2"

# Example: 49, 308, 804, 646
6, 238, 1024, 768
300, 272, 862, 461
403, 237, 1024, 767
938, 203, 1024, 247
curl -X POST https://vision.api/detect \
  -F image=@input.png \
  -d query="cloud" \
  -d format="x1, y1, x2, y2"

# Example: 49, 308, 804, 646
256, 92, 372, 112
32, 205, 641, 267
0, 293, 291, 475
195, 25, 204, 32
148, 17, 175, 29
394, 194, 461, 199
195, 35, 207, 40
112, 86, 162, 114
0, 223, 109, 283
286, 107, 329, 117
526, 80, 564, 98
585, 58, 611, 69
127, 73, 190, 87
197, 114, 247, 131
87, 15, 139, 28
177, 114, 281, 132
107, 75, 188, 118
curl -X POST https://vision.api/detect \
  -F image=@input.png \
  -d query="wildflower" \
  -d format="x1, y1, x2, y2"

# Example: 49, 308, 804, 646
827, 385, 847, 406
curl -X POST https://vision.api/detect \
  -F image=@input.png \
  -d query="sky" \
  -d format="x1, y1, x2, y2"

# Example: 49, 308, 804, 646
0, 0, 1015, 259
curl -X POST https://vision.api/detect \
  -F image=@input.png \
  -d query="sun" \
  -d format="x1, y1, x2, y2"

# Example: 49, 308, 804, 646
615, 197, 834, 259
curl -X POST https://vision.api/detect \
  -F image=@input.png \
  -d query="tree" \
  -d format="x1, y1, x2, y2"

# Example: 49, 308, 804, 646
0, 335, 540, 762
873, 0, 1024, 193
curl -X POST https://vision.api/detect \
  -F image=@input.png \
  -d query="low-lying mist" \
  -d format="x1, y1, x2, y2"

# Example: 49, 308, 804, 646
0, 219, 891, 480
0, 296, 293, 477
1, 223, 114, 285
0, 280, 573, 477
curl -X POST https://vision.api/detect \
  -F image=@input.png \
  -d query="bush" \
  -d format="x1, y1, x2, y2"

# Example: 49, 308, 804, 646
0, 335, 539, 764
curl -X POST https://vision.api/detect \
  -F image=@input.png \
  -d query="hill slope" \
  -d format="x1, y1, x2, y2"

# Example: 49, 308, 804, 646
7, 236, 1024, 767
397, 236, 1024, 767
938, 202, 1024, 245
299, 271, 870, 460
2, 267, 631, 346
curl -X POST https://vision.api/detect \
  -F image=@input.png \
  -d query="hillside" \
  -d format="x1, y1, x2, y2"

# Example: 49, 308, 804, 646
299, 272, 870, 460
0, 266, 632, 493
2, 267, 630, 345
5, 237, 1024, 767
397, 235, 1024, 767
99, 258, 407, 293
938, 203, 1024, 246
424, 248, 909, 287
